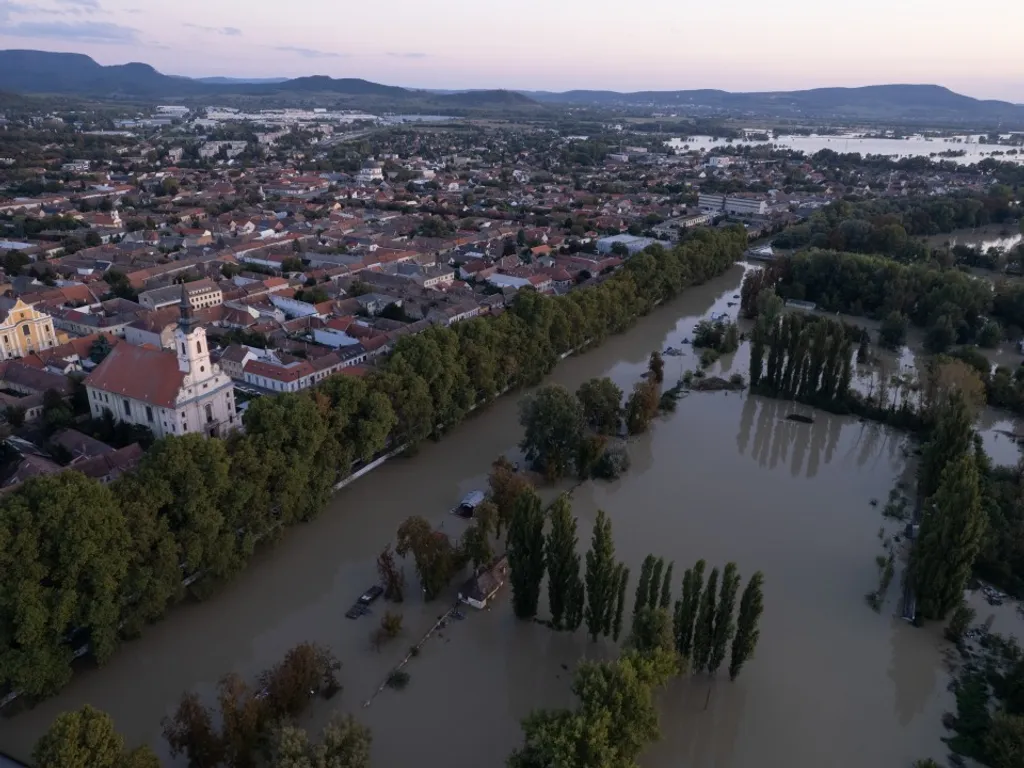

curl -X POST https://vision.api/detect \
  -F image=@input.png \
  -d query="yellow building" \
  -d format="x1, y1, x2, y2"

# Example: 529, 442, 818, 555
0, 297, 59, 360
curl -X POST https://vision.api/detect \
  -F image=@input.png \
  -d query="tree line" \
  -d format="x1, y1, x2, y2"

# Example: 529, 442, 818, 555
772, 190, 1019, 263
0, 227, 748, 702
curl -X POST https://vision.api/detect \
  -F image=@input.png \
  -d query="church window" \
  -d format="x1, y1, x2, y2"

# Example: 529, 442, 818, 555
22, 325, 30, 336
197, 341, 203, 354
181, 343, 186, 355
205, 403, 214, 423
122, 399, 131, 416
146, 406, 154, 423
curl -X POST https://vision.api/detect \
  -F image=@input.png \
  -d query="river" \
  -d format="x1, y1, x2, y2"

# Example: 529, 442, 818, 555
0, 265, 967, 766
667, 134, 1023, 165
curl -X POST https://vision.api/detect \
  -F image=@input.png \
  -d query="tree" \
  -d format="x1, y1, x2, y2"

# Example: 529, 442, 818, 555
692, 567, 719, 673
878, 311, 909, 350
575, 377, 623, 435
508, 489, 546, 620
925, 314, 956, 354
919, 391, 976, 500
648, 351, 664, 384
633, 555, 655, 633
659, 562, 674, 609
460, 512, 494, 571
90, 333, 113, 363
612, 564, 629, 642
985, 712, 1024, 768
584, 510, 618, 641
648, 557, 664, 610
545, 494, 581, 629
519, 384, 585, 480
730, 571, 765, 680
488, 456, 533, 539
34, 705, 160, 768
674, 560, 705, 659
625, 379, 660, 435
978, 319, 1002, 348
396, 516, 457, 601
628, 605, 677, 659
259, 642, 339, 720
162, 692, 225, 768
946, 601, 976, 643
377, 544, 404, 602
268, 715, 371, 768
709, 562, 740, 675
912, 454, 987, 620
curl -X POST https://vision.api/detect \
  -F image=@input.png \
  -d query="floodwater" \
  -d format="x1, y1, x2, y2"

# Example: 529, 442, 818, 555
0, 265, 961, 766
926, 224, 1023, 253
667, 134, 1023, 165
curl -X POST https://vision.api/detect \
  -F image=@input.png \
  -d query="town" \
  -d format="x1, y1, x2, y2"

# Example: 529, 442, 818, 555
2, 84, 1024, 768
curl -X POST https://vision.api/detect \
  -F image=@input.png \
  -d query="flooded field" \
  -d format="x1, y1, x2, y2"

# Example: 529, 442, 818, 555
0, 265, 1010, 767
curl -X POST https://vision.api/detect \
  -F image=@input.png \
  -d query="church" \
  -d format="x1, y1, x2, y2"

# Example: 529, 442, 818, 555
85, 288, 237, 439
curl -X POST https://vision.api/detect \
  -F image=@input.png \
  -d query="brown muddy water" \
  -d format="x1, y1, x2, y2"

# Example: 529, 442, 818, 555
0, 264, 976, 766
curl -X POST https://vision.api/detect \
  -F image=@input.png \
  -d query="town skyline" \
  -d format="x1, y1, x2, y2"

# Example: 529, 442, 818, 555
0, 0, 1021, 102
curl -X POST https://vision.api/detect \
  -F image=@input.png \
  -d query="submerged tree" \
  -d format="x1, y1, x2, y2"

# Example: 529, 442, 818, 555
709, 562, 740, 675
612, 564, 630, 642
912, 453, 987, 620
692, 567, 719, 673
648, 351, 665, 384
576, 377, 624, 436
545, 494, 581, 630
674, 559, 706, 659
659, 561, 674, 609
36, 705, 160, 768
730, 571, 765, 681
377, 544, 405, 602
395, 516, 458, 601
488, 456, 534, 539
508, 489, 547, 620
584, 510, 618, 641
519, 384, 585, 481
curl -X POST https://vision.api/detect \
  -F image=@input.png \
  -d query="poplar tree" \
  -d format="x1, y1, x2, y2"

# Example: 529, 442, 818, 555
692, 567, 719, 674
918, 391, 975, 501
649, 557, 665, 610
659, 562, 674, 609
612, 564, 629, 642
584, 510, 617, 641
508, 489, 546, 620
911, 453, 988, 620
730, 572, 765, 680
633, 555, 655, 632
709, 562, 740, 675
545, 494, 580, 629
675, 559, 705, 658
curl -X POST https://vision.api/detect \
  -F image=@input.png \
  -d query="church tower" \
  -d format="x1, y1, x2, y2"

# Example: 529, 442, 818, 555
174, 285, 213, 382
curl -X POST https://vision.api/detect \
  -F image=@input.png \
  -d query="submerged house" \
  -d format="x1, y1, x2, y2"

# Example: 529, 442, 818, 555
458, 555, 509, 609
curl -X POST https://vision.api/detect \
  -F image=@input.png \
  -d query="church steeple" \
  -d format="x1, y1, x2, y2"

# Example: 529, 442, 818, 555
178, 283, 197, 332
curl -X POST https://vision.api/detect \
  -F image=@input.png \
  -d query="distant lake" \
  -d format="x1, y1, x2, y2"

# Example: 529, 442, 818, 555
667, 134, 1024, 165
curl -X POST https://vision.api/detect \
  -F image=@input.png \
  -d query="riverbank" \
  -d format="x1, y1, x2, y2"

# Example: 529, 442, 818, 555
0, 266, 960, 767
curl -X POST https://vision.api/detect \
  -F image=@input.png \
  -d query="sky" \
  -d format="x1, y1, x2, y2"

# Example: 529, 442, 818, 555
1, 0, 1022, 101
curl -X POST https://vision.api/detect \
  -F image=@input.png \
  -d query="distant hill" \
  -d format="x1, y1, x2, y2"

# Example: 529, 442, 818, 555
0, 49, 543, 111
0, 51, 1018, 123
523, 84, 1024, 123
434, 89, 536, 107
196, 76, 288, 85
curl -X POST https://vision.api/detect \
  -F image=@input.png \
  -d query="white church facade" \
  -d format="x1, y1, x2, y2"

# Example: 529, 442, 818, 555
85, 290, 237, 439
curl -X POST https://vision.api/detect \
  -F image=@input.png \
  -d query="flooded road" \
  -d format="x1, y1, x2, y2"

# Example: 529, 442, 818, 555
0, 265, 963, 766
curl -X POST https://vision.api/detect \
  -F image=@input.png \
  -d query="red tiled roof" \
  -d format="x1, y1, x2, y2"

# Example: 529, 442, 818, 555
84, 343, 184, 408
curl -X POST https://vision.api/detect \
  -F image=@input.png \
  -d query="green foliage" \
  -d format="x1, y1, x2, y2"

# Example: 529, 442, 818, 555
878, 311, 909, 350
625, 379, 660, 435
729, 571, 765, 681
545, 494, 581, 630
395, 516, 457, 602
519, 384, 585, 481
692, 567, 719, 674
693, 317, 740, 354
575, 377, 623, 435
777, 249, 992, 335
913, 453, 987, 620
659, 562, 674, 610
750, 312, 854, 410
33, 705, 159, 768
674, 560, 705, 659
709, 563, 740, 675
585, 510, 618, 642
648, 351, 665, 384
268, 715, 371, 768
612, 565, 629, 642
508, 489, 547, 620
946, 601, 977, 643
